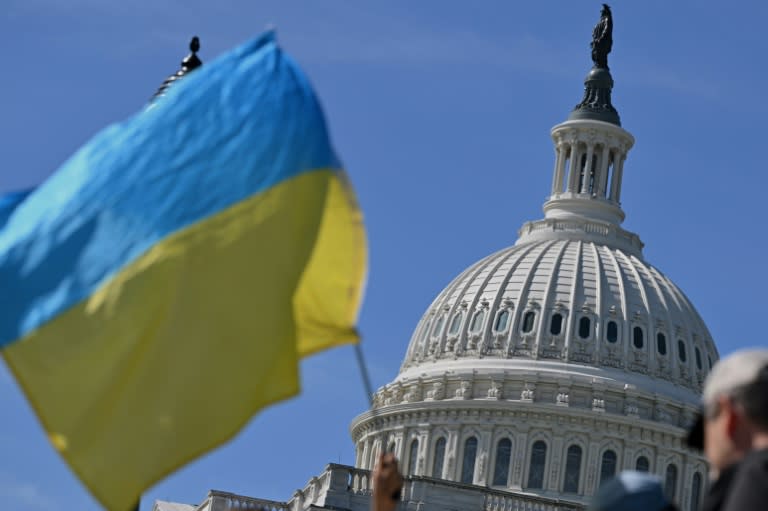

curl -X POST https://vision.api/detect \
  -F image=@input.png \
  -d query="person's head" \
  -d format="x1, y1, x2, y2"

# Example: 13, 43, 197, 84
589, 471, 676, 511
686, 348, 768, 477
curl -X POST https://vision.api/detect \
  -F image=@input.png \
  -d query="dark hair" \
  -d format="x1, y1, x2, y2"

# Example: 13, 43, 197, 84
734, 364, 768, 430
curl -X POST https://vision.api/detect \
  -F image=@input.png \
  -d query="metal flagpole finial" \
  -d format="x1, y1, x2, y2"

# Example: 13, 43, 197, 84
150, 36, 203, 102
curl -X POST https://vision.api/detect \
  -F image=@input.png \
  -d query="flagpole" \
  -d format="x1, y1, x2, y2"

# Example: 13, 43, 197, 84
354, 343, 375, 407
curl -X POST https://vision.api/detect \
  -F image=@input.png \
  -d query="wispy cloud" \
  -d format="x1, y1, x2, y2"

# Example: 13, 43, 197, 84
0, 480, 57, 511
622, 63, 721, 100
292, 25, 577, 78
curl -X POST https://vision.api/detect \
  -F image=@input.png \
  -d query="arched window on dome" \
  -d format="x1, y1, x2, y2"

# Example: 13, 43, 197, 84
690, 472, 702, 511
695, 346, 703, 370
461, 437, 478, 484
448, 312, 463, 336
578, 317, 591, 339
470, 310, 486, 334
677, 340, 687, 363
657, 332, 667, 355
606, 320, 618, 343
635, 456, 650, 472
550, 313, 563, 336
492, 438, 512, 486
633, 326, 644, 349
562, 445, 582, 493
494, 309, 510, 334
708, 355, 713, 369
432, 437, 446, 478
407, 439, 419, 476
526, 441, 547, 489
387, 441, 396, 454
599, 450, 617, 486
664, 464, 678, 501
432, 314, 446, 338
521, 311, 536, 334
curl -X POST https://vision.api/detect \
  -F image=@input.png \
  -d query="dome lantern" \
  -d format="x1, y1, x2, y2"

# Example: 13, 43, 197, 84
518, 5, 639, 253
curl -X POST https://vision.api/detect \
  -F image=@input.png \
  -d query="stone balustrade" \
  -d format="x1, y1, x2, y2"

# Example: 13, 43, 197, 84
199, 490, 289, 511
183, 465, 584, 511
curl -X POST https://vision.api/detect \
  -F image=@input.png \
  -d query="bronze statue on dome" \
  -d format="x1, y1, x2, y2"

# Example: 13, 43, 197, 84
591, 4, 613, 69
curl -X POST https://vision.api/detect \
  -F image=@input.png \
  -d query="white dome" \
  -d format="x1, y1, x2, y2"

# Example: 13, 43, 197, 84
351, 79, 714, 509
400, 237, 717, 399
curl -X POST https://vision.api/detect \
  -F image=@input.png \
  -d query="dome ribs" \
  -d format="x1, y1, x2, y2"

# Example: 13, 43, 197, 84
482, 242, 553, 357
600, 247, 628, 367
588, 242, 604, 362
505, 240, 557, 359
461, 246, 528, 356
437, 253, 501, 358
534, 240, 570, 358
614, 250, 651, 373
630, 255, 672, 378
563, 241, 584, 362
404, 254, 491, 367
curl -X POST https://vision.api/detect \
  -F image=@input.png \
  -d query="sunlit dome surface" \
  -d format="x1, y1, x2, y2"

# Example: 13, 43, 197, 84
400, 236, 717, 398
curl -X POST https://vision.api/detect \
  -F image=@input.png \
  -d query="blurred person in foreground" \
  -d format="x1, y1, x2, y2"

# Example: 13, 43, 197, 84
686, 348, 768, 511
589, 471, 677, 511
372, 453, 403, 511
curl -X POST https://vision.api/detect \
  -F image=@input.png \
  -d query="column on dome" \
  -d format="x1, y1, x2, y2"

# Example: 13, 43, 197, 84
391, 432, 404, 462
369, 437, 382, 470
475, 430, 493, 485
444, 427, 460, 481
610, 153, 626, 202
567, 142, 581, 193
597, 145, 611, 198
551, 143, 566, 195
622, 443, 634, 471
357, 437, 373, 470
355, 439, 364, 467
584, 439, 601, 496
547, 437, 564, 491
680, 453, 693, 511
416, 428, 430, 476
580, 144, 595, 194
510, 432, 529, 489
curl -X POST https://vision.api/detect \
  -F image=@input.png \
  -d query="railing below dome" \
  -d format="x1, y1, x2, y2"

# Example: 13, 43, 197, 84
281, 464, 584, 511
199, 490, 290, 511
516, 217, 643, 257
194, 465, 585, 511
484, 492, 583, 511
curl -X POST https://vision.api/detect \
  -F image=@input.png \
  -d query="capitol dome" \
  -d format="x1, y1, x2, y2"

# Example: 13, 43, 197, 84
399, 234, 716, 398
350, 16, 715, 509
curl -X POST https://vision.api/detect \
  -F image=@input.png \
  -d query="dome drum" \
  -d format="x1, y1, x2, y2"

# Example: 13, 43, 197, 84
350, 400, 706, 507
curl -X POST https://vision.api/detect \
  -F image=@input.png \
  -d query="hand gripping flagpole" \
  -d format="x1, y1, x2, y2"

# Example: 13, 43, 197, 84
353, 342, 401, 501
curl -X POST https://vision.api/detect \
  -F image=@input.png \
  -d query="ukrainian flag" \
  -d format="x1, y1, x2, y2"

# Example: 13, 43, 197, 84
0, 32, 366, 511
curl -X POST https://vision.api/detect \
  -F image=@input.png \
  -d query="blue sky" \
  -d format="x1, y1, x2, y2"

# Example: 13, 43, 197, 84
2, 1, 767, 510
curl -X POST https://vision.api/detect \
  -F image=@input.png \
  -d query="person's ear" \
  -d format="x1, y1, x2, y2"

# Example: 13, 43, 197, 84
723, 397, 740, 439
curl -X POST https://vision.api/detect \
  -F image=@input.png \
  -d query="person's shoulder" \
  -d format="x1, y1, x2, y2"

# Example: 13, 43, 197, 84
721, 448, 768, 511
741, 447, 768, 468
